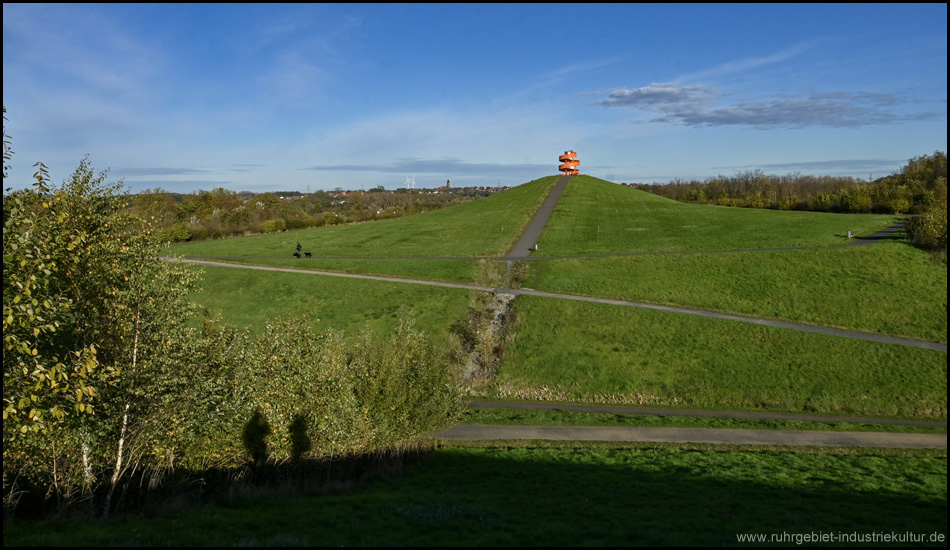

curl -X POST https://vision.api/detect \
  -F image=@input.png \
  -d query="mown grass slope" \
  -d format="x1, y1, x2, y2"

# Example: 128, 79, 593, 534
187, 264, 474, 340
521, 176, 946, 343
525, 243, 947, 343
493, 296, 946, 419
181, 174, 946, 419
487, 176, 946, 418
535, 175, 901, 254
167, 176, 558, 281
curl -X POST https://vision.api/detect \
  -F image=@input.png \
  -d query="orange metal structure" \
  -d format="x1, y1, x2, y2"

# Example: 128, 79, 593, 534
558, 150, 579, 175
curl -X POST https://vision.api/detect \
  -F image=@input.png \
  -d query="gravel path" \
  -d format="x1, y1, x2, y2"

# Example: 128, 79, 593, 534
170, 258, 946, 352
429, 400, 947, 449
466, 400, 948, 427
433, 424, 946, 449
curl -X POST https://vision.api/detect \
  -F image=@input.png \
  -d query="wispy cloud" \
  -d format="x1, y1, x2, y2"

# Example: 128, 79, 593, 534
533, 56, 626, 89
675, 42, 813, 83
590, 40, 941, 130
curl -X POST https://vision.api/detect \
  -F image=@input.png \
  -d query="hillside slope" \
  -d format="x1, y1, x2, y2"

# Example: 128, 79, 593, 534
536, 175, 901, 255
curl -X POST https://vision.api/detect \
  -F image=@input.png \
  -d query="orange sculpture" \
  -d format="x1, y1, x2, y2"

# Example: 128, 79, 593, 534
559, 150, 579, 175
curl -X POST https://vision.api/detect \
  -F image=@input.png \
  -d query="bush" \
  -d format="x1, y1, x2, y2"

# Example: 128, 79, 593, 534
3, 154, 204, 516
156, 223, 193, 243
839, 185, 873, 213
3, 148, 462, 516
906, 180, 948, 253
260, 218, 286, 233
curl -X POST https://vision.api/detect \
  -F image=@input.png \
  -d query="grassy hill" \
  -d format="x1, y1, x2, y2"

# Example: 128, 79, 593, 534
7, 174, 945, 545
494, 176, 946, 418
168, 176, 559, 282
496, 296, 946, 417
522, 176, 946, 343
179, 174, 946, 420
535, 175, 901, 253
188, 264, 473, 340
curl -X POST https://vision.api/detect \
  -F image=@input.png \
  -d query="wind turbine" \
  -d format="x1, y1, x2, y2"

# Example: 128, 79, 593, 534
404, 174, 416, 190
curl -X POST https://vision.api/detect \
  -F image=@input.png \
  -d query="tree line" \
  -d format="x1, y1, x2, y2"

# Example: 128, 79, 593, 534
3, 121, 463, 517
131, 185, 500, 243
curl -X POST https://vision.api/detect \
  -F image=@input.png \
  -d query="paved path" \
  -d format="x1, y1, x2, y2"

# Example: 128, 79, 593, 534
467, 400, 948, 427
842, 219, 908, 246
170, 258, 946, 352
433, 424, 947, 449
505, 175, 571, 259
429, 400, 947, 449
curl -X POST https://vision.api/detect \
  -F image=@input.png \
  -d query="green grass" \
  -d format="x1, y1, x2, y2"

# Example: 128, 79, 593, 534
4, 445, 945, 546
188, 256, 486, 284
167, 176, 558, 281
188, 264, 474, 339
524, 241, 947, 343
179, 174, 946, 421
524, 175, 947, 342
460, 408, 947, 434
492, 295, 947, 419
9, 170, 948, 544
537, 175, 902, 254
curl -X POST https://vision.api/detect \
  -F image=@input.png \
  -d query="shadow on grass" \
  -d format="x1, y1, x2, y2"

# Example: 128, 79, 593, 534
5, 445, 945, 546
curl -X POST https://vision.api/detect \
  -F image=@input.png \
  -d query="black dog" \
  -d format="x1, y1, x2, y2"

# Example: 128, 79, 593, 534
304, 252, 312, 258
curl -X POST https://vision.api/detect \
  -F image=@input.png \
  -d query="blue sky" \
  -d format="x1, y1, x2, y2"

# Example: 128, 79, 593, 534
3, 3, 946, 193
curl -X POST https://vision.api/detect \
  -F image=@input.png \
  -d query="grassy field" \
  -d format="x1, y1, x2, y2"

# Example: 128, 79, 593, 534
535, 175, 902, 254
492, 295, 946, 419
6, 173, 946, 545
187, 264, 474, 340
166, 176, 558, 281
524, 242, 947, 343
522, 176, 946, 342
4, 444, 945, 546
182, 174, 947, 420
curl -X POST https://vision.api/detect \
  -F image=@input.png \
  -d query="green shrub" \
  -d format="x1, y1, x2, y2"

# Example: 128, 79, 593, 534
174, 312, 463, 465
907, 180, 948, 253
840, 185, 873, 213
156, 223, 192, 243
349, 313, 465, 445
2, 148, 461, 513
260, 218, 286, 233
